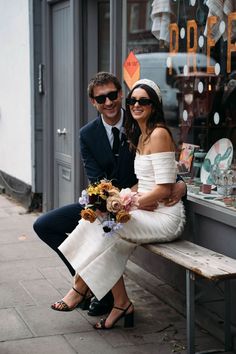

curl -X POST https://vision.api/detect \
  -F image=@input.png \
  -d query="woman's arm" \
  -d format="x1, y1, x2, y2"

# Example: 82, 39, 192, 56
137, 184, 171, 209
137, 128, 175, 208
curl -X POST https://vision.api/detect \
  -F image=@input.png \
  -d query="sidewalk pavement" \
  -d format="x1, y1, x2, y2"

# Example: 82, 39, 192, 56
0, 194, 223, 354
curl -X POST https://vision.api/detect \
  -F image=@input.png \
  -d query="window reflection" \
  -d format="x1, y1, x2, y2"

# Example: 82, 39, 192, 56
128, 1, 151, 33
126, 0, 236, 157
98, 1, 110, 71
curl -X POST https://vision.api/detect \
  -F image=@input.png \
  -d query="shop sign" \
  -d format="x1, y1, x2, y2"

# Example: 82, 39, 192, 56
169, 12, 236, 74
123, 51, 140, 89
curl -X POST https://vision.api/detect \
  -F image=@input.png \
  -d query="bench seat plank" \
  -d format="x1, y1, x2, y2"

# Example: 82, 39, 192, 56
143, 240, 236, 280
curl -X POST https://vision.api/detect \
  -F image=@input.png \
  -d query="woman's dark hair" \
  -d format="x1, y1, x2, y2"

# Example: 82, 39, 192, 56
125, 83, 173, 151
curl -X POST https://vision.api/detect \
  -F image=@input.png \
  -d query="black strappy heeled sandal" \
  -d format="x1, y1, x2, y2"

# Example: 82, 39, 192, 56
93, 302, 134, 329
51, 287, 91, 312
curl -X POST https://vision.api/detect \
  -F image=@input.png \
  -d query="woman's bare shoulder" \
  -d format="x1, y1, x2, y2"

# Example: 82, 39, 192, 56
150, 127, 174, 153
151, 127, 170, 139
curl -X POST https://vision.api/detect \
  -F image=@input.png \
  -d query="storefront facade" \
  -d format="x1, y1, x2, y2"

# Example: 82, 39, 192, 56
40, 0, 236, 206
38, 0, 236, 335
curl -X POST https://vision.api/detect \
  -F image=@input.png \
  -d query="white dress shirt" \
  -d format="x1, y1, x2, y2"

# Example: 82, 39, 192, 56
101, 110, 124, 148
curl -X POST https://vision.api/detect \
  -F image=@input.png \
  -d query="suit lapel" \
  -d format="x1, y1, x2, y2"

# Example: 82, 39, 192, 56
95, 112, 128, 166
95, 116, 115, 162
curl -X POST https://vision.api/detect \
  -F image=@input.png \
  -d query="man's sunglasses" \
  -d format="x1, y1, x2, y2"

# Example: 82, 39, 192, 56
93, 90, 119, 104
126, 97, 153, 106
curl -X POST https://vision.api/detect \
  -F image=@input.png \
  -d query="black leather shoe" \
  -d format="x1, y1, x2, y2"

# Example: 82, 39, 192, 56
87, 291, 114, 316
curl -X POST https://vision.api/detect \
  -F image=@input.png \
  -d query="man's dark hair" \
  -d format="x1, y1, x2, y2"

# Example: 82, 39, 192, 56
88, 72, 122, 98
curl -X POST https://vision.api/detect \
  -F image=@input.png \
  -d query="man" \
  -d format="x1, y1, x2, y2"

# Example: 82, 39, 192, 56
33, 72, 186, 315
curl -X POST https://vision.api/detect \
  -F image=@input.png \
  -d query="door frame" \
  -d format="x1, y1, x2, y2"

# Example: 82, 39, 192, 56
41, 0, 85, 211
41, 0, 124, 210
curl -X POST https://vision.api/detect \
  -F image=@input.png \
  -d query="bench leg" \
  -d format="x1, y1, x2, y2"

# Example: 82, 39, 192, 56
224, 280, 233, 352
186, 277, 233, 354
186, 269, 195, 354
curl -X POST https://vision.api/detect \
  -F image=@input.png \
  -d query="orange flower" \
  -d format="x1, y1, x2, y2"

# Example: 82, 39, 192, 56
116, 210, 131, 223
81, 208, 97, 223
99, 180, 113, 191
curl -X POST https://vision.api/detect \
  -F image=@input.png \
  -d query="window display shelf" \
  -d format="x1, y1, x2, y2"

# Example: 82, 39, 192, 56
187, 191, 236, 228
188, 191, 236, 212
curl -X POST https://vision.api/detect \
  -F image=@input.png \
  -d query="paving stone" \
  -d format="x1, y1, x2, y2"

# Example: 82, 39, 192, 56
56, 265, 74, 281
113, 342, 187, 354
0, 228, 37, 244
0, 257, 63, 284
46, 274, 73, 296
0, 195, 15, 207
67, 331, 187, 354
0, 282, 35, 308
0, 209, 12, 218
0, 241, 54, 262
0, 308, 32, 341
28, 255, 63, 268
0, 220, 37, 235
0, 262, 43, 282
38, 266, 70, 281
0, 194, 224, 354
17, 305, 92, 336
97, 329, 135, 348
195, 335, 224, 353
0, 335, 76, 354
65, 331, 118, 354
19, 279, 63, 305
0, 218, 37, 239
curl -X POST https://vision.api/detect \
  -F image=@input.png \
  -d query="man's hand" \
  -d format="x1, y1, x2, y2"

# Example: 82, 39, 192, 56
138, 202, 159, 211
165, 181, 187, 206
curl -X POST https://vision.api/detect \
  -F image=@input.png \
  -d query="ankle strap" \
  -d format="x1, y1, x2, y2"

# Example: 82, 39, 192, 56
72, 287, 86, 297
113, 302, 132, 313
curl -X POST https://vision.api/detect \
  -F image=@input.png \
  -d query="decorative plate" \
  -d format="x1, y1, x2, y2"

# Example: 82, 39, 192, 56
200, 138, 233, 184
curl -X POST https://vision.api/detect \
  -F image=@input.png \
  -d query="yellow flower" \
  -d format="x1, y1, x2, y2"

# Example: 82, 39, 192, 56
87, 185, 100, 196
81, 208, 97, 223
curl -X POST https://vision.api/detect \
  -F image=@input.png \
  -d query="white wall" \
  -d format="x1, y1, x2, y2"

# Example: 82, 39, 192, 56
0, 0, 32, 185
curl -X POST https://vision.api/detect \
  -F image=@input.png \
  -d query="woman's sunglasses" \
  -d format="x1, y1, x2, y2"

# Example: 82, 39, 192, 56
93, 90, 119, 104
126, 98, 153, 106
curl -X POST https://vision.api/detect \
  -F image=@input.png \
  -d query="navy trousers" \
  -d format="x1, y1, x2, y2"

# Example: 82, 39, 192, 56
33, 203, 83, 276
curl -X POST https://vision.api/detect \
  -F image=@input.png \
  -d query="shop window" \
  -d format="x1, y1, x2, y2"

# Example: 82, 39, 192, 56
128, 1, 151, 34
126, 0, 236, 159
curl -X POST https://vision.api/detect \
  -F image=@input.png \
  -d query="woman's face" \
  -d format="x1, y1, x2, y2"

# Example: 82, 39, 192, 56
128, 88, 153, 123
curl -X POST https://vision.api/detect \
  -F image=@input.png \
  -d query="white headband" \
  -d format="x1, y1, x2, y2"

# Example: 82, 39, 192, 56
132, 79, 162, 102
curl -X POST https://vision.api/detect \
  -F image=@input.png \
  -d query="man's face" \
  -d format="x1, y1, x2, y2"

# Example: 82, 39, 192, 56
91, 83, 123, 125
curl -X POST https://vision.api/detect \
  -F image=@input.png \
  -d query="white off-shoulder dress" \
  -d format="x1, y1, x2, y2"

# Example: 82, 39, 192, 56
59, 152, 185, 300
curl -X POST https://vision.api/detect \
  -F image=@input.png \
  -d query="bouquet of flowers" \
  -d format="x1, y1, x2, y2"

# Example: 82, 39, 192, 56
79, 180, 138, 236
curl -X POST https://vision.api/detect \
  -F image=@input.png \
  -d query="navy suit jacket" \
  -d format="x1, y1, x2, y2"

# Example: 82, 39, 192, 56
80, 110, 137, 189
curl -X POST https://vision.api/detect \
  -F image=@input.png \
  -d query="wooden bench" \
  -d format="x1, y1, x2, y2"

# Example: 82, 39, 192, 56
142, 240, 236, 354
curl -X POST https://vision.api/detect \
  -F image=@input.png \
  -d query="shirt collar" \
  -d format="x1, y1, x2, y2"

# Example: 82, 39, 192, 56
101, 109, 124, 132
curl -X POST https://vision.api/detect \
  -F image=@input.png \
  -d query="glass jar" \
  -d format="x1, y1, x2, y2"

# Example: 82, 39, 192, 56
191, 150, 207, 182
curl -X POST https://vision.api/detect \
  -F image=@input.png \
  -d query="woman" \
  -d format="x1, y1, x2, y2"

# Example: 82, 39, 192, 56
51, 79, 185, 330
